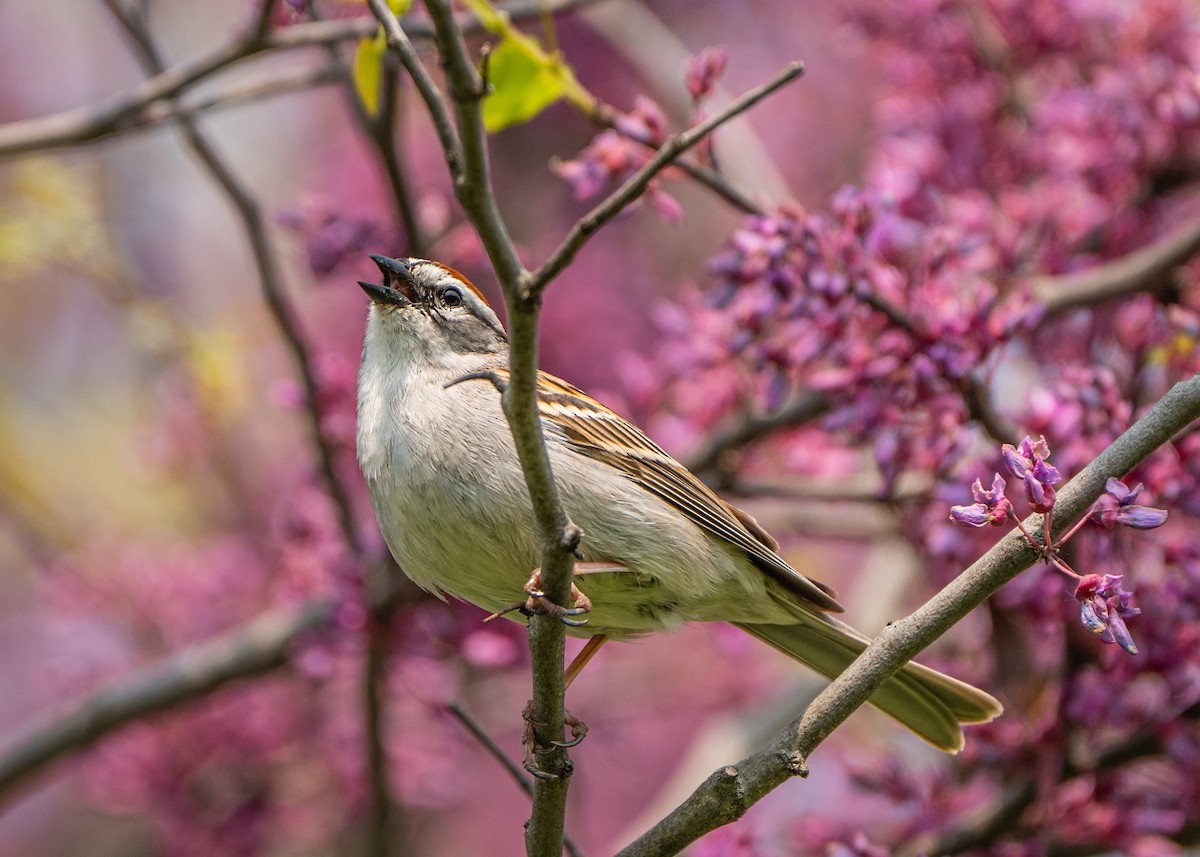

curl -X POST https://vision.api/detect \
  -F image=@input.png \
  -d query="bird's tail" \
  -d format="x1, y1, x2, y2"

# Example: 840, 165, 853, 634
735, 613, 1002, 752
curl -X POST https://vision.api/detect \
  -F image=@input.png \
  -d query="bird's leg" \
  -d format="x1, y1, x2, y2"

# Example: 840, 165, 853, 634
522, 566, 594, 626
484, 561, 627, 627
522, 701, 591, 777
564, 634, 608, 688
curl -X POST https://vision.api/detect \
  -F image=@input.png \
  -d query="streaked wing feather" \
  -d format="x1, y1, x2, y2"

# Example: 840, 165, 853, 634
506, 369, 843, 614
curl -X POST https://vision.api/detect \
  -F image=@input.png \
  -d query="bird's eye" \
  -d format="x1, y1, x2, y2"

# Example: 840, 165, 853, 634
441, 286, 464, 308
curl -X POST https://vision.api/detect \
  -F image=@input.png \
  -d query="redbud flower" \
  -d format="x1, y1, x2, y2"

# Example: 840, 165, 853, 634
950, 473, 1012, 527
1074, 573, 1141, 655
1093, 477, 1169, 530
1002, 435, 1061, 513
684, 46, 729, 101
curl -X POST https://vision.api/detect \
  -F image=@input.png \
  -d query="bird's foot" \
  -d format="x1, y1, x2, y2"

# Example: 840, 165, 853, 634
521, 701, 588, 779
521, 568, 593, 627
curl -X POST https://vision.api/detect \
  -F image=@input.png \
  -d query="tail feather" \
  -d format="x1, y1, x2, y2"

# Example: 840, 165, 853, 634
736, 615, 1002, 752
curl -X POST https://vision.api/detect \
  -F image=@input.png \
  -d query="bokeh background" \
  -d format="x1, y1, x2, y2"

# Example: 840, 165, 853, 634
3, 0, 1200, 855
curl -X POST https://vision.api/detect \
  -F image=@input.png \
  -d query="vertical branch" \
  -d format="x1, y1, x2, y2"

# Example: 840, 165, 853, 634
418, 3, 578, 853
99, 4, 396, 854
315, 6, 427, 256
100, 0, 362, 554
364, 618, 398, 857
367, 1, 577, 852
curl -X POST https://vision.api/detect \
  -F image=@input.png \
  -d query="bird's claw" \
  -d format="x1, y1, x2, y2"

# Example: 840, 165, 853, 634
522, 570, 593, 627
522, 701, 588, 775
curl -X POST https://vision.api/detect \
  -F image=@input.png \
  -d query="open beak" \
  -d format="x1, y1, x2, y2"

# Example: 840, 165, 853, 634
358, 279, 408, 307
369, 255, 422, 302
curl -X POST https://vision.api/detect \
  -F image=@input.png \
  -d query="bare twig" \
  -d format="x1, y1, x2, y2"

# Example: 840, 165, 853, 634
526, 61, 805, 298
445, 702, 586, 857
366, 0, 466, 184
683, 390, 830, 475
0, 0, 598, 159
1034, 216, 1200, 316
100, 0, 363, 553
413, 2, 579, 853
0, 602, 330, 799
310, 4, 425, 256
617, 374, 1200, 856
578, 102, 764, 215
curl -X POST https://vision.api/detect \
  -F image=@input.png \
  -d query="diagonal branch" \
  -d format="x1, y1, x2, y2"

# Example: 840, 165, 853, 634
0, 0, 598, 159
525, 61, 805, 299
446, 702, 586, 857
1034, 216, 1200, 316
617, 373, 1200, 857
0, 602, 329, 800
101, 0, 363, 553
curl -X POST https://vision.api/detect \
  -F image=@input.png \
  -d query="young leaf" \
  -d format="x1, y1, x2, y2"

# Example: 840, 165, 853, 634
353, 30, 388, 118
482, 38, 565, 132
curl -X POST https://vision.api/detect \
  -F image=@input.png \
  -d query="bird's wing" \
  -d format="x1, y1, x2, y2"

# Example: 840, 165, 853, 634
490, 369, 843, 613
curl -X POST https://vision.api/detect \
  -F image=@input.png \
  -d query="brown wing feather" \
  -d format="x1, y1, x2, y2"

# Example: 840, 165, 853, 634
504, 369, 844, 614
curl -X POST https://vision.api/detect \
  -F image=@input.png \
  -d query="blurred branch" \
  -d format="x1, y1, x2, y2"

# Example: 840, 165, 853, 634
1034, 216, 1200, 316
312, 6, 426, 260
101, 0, 363, 553
413, 1, 579, 853
365, 620, 398, 857
924, 699, 1200, 857
446, 702, 585, 857
525, 61, 805, 297
0, 0, 598, 159
617, 374, 1200, 856
0, 601, 330, 800
683, 390, 830, 475
0, 566, 420, 803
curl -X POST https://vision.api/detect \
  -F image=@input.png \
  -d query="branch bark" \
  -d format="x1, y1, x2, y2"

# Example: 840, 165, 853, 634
0, 602, 329, 800
617, 373, 1200, 856
1034, 216, 1200, 315
0, 0, 597, 159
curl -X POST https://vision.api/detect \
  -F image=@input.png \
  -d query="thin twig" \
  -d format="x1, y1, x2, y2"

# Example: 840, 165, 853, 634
312, 5, 425, 255
683, 390, 829, 475
100, 0, 363, 554
579, 102, 764, 215
525, 61, 805, 299
0, 602, 331, 800
617, 374, 1200, 856
445, 702, 586, 857
1033, 216, 1200, 316
367, 0, 465, 183
0, 0, 598, 159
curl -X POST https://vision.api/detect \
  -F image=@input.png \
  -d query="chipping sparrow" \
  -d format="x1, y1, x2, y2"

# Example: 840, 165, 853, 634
355, 255, 1001, 751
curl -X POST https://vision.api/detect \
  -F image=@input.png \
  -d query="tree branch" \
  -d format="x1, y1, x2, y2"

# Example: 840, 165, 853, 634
0, 602, 329, 800
101, 0, 364, 554
415, 3, 581, 853
1034, 216, 1200, 316
618, 373, 1200, 856
683, 390, 830, 475
446, 702, 585, 857
526, 61, 805, 299
0, 0, 598, 160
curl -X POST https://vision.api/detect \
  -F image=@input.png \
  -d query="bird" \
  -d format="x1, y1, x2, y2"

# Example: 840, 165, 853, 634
355, 254, 1001, 752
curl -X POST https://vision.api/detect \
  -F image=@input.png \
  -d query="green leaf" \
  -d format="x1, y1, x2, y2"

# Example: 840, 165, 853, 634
352, 29, 388, 117
387, 0, 412, 14
482, 38, 565, 132
459, 0, 507, 34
